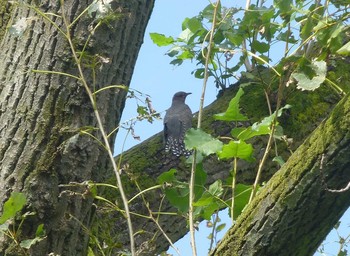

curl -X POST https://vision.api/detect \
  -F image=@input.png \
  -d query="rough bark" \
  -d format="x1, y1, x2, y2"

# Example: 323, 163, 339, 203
109, 61, 349, 255
211, 90, 350, 255
0, 0, 154, 255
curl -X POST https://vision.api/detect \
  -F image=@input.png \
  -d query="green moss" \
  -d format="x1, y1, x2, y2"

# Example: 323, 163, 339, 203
0, 0, 13, 41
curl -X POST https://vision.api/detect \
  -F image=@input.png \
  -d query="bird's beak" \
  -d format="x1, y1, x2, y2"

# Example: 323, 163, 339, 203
186, 92, 192, 96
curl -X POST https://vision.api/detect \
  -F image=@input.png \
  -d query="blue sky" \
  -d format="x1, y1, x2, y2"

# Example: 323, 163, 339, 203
114, 0, 350, 255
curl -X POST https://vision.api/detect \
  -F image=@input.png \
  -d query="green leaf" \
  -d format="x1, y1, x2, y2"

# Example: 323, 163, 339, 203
185, 128, 223, 156
232, 184, 252, 218
214, 88, 248, 121
292, 60, 326, 91
164, 183, 189, 213
158, 167, 206, 213
0, 192, 26, 224
35, 224, 45, 237
337, 41, 350, 55
157, 169, 177, 184
224, 31, 244, 46
179, 28, 194, 42
216, 223, 226, 233
193, 180, 225, 220
251, 40, 270, 53
218, 140, 254, 161
169, 59, 183, 66
273, 156, 285, 166
149, 33, 174, 46
20, 223, 46, 249
88, 247, 96, 256
187, 17, 203, 33
231, 124, 270, 140
232, 105, 291, 141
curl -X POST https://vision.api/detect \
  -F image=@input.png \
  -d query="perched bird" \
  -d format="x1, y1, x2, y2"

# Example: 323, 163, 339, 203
164, 91, 192, 156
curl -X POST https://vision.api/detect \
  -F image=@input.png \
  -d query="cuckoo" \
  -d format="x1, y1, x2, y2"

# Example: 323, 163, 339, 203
164, 91, 192, 156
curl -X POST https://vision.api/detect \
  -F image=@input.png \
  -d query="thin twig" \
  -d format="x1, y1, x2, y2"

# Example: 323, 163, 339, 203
60, 1, 135, 254
189, 1, 221, 255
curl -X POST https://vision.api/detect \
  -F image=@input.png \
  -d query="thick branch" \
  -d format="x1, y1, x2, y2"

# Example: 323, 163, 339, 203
212, 92, 350, 255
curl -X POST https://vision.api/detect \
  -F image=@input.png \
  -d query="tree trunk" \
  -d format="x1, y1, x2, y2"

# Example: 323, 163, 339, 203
0, 1, 154, 255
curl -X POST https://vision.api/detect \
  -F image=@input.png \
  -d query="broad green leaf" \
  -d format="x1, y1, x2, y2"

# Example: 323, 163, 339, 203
224, 31, 244, 46
169, 59, 183, 66
187, 17, 203, 33
232, 184, 252, 218
232, 104, 291, 141
177, 50, 194, 60
214, 88, 248, 121
179, 28, 194, 42
231, 124, 270, 140
164, 183, 189, 213
292, 60, 326, 91
274, 0, 293, 15
193, 180, 225, 220
0, 192, 26, 224
337, 41, 350, 55
157, 169, 177, 184
251, 40, 270, 53
149, 33, 174, 46
185, 128, 223, 156
218, 140, 254, 161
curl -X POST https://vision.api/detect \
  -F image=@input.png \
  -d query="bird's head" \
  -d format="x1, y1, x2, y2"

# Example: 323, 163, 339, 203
172, 91, 192, 103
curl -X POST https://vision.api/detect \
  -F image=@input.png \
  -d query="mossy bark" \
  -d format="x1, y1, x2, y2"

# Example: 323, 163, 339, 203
211, 89, 350, 256
0, 0, 154, 255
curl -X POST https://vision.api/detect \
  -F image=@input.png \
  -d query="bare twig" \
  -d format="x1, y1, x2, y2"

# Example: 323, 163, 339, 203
189, 1, 221, 255
60, 1, 135, 254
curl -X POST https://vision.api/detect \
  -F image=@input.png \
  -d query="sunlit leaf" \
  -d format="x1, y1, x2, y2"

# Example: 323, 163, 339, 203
185, 128, 223, 156
0, 192, 26, 225
291, 60, 326, 91
187, 17, 203, 33
214, 88, 248, 121
218, 140, 254, 161
150, 33, 174, 46
337, 41, 350, 55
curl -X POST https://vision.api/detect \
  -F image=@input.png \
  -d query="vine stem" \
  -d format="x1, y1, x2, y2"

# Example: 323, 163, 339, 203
60, 1, 135, 254
189, 1, 220, 255
231, 157, 237, 223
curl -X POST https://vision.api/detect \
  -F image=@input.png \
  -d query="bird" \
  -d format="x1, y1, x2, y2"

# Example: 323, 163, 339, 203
164, 91, 192, 157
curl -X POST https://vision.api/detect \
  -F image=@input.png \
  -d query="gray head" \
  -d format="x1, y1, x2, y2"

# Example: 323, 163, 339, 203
172, 91, 191, 104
